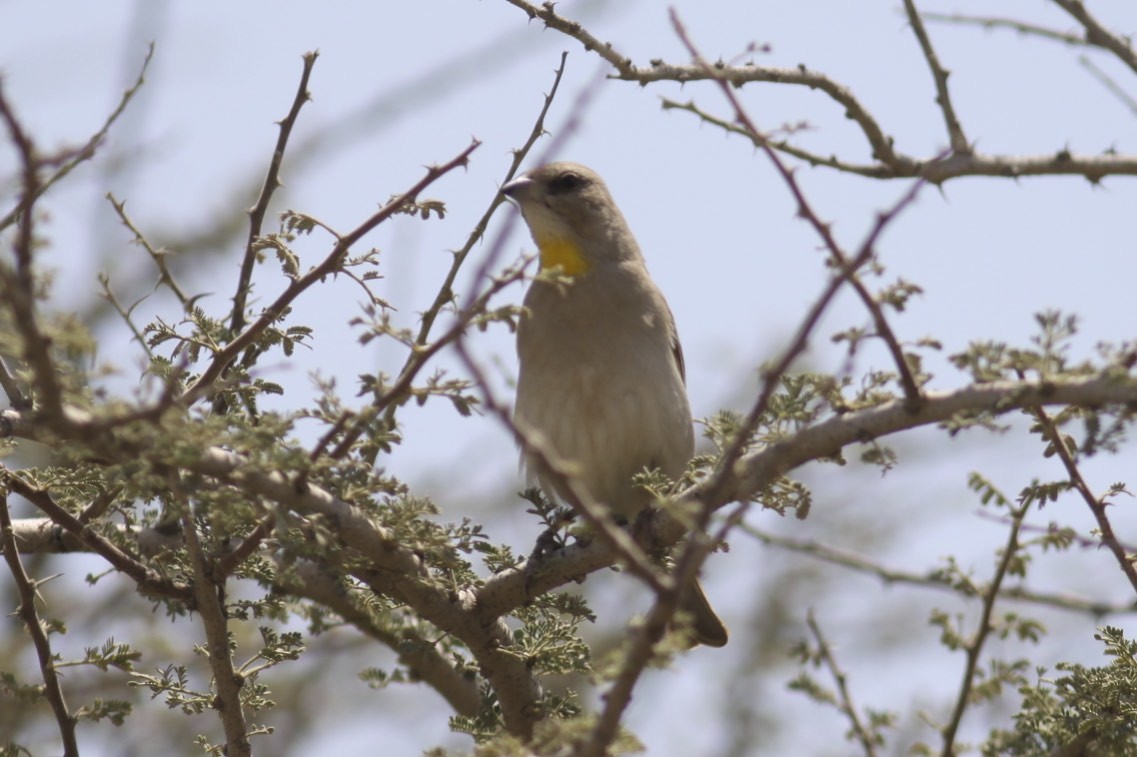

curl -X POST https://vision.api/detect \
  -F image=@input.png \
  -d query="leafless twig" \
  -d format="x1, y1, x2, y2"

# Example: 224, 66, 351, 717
502, 0, 1137, 183
227, 51, 318, 341
746, 523, 1136, 616
806, 611, 879, 757
902, 0, 970, 154
0, 44, 154, 233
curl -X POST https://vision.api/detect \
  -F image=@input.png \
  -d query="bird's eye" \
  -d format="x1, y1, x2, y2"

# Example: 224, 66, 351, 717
549, 172, 584, 193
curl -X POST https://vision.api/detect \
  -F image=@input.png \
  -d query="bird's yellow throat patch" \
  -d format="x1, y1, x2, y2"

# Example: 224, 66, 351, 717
535, 235, 590, 276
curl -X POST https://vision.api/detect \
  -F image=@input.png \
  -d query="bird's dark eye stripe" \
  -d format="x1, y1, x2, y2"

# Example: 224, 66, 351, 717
549, 172, 585, 193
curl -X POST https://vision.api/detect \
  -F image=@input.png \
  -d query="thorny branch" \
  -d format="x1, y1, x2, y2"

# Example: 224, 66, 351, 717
501, 0, 1137, 183
668, 9, 927, 520
179, 138, 481, 405
1031, 407, 1137, 595
0, 44, 154, 233
0, 490, 79, 757
902, 0, 969, 154
229, 51, 319, 339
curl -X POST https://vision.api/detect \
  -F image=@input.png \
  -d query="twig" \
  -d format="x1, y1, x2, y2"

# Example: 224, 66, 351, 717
379, 51, 569, 420
940, 500, 1029, 754
502, 0, 901, 167
902, 0, 970, 154
0, 44, 154, 233
922, 12, 1088, 47
337, 49, 576, 466
975, 509, 1137, 556
229, 51, 318, 338
180, 139, 480, 405
1079, 54, 1137, 117
215, 514, 274, 580
746, 523, 1136, 616
509, 0, 1137, 184
98, 273, 157, 358
806, 611, 879, 757
176, 479, 251, 757
106, 193, 190, 305
578, 584, 679, 757
1031, 407, 1137, 595
1051, 0, 1137, 75
0, 489, 79, 756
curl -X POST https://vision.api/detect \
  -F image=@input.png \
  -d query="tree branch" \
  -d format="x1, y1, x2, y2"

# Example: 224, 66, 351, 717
475, 374, 1137, 618
177, 482, 251, 756
806, 610, 879, 757
0, 44, 153, 233
902, 0, 969, 154
940, 499, 1028, 754
228, 51, 318, 338
746, 523, 1136, 616
1051, 0, 1137, 75
503, 0, 1137, 184
0, 466, 194, 602
668, 8, 928, 526
0, 490, 78, 756
277, 561, 481, 718
180, 139, 481, 405
1031, 407, 1137, 595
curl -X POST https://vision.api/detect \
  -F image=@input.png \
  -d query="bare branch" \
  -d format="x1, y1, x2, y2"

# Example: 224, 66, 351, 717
902, 0, 970, 153
746, 523, 1136, 616
0, 44, 154, 233
505, 0, 1137, 183
377, 51, 570, 422
229, 51, 318, 339
1052, 0, 1137, 75
922, 12, 1089, 47
1080, 54, 1137, 116
668, 9, 929, 524
806, 611, 879, 757
106, 193, 190, 305
0, 83, 65, 421
661, 97, 1137, 181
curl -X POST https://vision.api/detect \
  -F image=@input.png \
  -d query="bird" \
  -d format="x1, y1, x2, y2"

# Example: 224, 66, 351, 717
502, 161, 728, 648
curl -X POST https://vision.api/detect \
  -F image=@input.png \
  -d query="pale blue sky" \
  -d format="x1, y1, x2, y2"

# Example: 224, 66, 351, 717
3, 1, 1136, 754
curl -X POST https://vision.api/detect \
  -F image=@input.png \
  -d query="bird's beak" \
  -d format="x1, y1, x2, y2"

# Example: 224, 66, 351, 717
501, 175, 533, 201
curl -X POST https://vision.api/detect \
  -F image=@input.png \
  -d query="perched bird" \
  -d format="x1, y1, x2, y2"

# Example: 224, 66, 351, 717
503, 162, 728, 648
